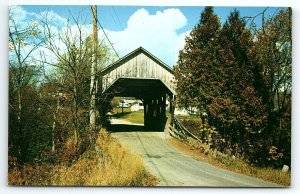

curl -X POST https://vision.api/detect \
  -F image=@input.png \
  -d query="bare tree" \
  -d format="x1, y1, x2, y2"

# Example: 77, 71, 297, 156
9, 7, 44, 160
38, 10, 111, 147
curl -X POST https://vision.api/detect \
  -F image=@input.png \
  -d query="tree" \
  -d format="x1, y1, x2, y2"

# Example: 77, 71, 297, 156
175, 8, 269, 159
214, 10, 268, 152
174, 7, 221, 113
9, 7, 49, 162
39, 12, 111, 149
175, 7, 291, 167
253, 8, 292, 165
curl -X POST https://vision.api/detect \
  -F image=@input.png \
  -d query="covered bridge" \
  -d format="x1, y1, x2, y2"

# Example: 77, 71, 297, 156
98, 47, 176, 128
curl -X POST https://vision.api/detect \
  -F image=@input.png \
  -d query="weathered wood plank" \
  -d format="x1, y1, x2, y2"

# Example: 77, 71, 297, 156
101, 47, 176, 95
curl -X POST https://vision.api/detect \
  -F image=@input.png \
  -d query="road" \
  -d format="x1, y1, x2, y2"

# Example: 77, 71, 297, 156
109, 119, 281, 187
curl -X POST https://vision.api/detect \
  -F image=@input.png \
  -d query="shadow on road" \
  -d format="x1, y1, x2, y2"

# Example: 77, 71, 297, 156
108, 116, 169, 133
108, 123, 164, 132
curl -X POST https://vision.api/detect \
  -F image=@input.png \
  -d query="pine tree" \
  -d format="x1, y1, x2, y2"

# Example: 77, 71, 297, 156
214, 10, 268, 148
175, 8, 269, 157
174, 6, 221, 113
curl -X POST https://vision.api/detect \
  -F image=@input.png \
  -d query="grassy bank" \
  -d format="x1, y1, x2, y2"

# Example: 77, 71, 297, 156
168, 138, 290, 186
120, 110, 144, 124
8, 129, 157, 186
112, 107, 144, 124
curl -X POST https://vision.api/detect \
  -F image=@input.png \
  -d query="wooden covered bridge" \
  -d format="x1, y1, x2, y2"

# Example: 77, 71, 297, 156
98, 47, 176, 129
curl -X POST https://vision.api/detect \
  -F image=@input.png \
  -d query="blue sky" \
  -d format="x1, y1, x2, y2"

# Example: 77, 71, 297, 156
11, 5, 284, 66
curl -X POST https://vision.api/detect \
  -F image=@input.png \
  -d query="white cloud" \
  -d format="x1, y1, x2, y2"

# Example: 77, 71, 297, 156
9, 6, 28, 24
33, 23, 93, 65
104, 8, 189, 66
39, 11, 68, 27
9, 6, 94, 66
9, 7, 190, 67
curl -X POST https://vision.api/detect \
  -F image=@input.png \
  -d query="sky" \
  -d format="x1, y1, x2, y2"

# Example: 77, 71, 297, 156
10, 5, 284, 66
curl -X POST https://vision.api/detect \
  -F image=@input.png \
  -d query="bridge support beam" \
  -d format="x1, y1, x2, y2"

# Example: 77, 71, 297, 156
170, 94, 175, 126
143, 94, 167, 130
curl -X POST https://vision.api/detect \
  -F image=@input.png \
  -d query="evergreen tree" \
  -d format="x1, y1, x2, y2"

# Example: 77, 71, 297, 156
175, 8, 269, 159
214, 10, 268, 151
174, 6, 221, 113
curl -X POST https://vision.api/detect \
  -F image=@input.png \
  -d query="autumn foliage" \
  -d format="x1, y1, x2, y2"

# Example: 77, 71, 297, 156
174, 7, 291, 167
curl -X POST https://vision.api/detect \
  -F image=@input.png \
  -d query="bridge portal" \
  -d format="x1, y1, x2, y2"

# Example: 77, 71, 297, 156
98, 47, 176, 129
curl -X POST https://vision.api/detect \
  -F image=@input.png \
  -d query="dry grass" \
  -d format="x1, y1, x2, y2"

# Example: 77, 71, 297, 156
168, 138, 290, 186
8, 129, 157, 186
8, 161, 53, 185
52, 129, 157, 186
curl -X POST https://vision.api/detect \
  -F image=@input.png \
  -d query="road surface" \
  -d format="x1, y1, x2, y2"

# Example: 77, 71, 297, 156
109, 119, 281, 187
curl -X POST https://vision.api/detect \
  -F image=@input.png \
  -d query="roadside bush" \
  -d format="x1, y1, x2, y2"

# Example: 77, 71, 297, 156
8, 156, 53, 185
181, 119, 226, 153
181, 118, 202, 136
244, 140, 285, 168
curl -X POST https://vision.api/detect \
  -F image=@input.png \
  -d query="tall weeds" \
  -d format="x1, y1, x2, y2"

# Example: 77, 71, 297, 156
8, 129, 157, 186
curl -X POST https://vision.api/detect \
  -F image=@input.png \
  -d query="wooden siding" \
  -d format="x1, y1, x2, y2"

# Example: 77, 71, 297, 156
101, 51, 176, 94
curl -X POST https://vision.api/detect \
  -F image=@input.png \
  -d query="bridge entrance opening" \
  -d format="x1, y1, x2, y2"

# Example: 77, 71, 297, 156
107, 95, 171, 132
97, 47, 176, 132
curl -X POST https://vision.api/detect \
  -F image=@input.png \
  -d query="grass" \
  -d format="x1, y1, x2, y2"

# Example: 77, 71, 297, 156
112, 107, 132, 115
51, 129, 156, 186
176, 114, 201, 122
120, 110, 144, 124
112, 107, 144, 124
168, 138, 290, 186
8, 129, 157, 186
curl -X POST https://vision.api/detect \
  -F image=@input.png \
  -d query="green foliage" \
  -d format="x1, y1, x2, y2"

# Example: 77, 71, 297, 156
174, 7, 291, 167
8, 86, 53, 163
181, 118, 226, 153
180, 117, 202, 136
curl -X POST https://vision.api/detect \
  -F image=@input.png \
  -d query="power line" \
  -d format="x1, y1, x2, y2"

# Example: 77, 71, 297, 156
112, 6, 124, 29
99, 22, 120, 59
90, 6, 120, 59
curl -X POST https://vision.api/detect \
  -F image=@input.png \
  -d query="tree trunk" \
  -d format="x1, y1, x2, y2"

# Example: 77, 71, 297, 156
73, 83, 78, 146
17, 86, 23, 158
51, 93, 60, 152
89, 5, 97, 128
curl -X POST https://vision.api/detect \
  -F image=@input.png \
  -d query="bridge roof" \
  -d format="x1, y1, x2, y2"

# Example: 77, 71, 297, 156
99, 47, 176, 97
99, 47, 174, 76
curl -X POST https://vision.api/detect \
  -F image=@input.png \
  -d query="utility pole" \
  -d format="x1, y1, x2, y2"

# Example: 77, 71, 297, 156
90, 5, 97, 128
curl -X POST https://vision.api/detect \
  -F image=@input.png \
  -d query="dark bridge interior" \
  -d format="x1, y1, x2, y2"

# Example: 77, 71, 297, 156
104, 78, 173, 98
101, 77, 174, 132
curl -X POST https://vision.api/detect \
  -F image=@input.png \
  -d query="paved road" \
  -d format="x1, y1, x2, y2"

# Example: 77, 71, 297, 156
109, 120, 281, 187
